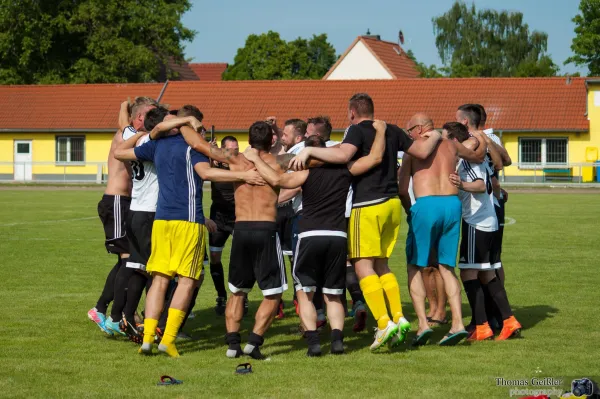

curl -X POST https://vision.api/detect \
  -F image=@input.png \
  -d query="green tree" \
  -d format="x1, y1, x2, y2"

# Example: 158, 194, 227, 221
432, 1, 558, 77
223, 31, 337, 80
0, 0, 195, 84
566, 0, 599, 75
406, 50, 443, 78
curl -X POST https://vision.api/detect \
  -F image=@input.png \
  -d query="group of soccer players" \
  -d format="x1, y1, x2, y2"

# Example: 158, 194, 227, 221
87, 92, 522, 359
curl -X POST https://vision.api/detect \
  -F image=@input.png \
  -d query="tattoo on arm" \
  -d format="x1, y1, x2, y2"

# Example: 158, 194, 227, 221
209, 146, 235, 163
276, 154, 294, 170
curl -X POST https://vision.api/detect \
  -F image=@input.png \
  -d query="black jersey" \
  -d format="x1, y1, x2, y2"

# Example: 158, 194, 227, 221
210, 162, 235, 212
298, 164, 352, 233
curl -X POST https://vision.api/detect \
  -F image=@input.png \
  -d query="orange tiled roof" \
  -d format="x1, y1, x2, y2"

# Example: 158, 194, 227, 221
160, 78, 589, 132
0, 78, 589, 132
0, 83, 164, 130
188, 63, 228, 81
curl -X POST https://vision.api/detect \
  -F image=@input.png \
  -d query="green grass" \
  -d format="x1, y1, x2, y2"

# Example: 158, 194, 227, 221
0, 190, 598, 398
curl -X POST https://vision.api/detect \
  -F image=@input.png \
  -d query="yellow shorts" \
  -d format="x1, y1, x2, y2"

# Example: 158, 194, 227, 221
348, 197, 401, 259
146, 220, 206, 280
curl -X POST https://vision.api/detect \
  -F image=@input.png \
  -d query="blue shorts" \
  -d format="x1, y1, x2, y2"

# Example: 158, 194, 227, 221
406, 195, 461, 268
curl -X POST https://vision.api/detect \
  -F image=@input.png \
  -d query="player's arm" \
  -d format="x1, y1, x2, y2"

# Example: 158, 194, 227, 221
176, 125, 244, 166
397, 155, 413, 215
348, 120, 386, 176
114, 131, 147, 161
449, 161, 486, 193
494, 142, 512, 166
244, 148, 306, 189
405, 130, 442, 159
456, 130, 487, 163
290, 144, 357, 171
486, 138, 504, 171
118, 101, 130, 132
194, 162, 265, 185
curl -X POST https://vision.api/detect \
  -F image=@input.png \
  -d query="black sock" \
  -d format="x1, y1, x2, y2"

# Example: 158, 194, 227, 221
463, 279, 487, 325
225, 332, 242, 357
305, 330, 321, 356
313, 289, 324, 312
484, 277, 513, 320
331, 329, 344, 343
110, 265, 135, 321
346, 265, 365, 303
181, 286, 200, 329
124, 271, 147, 321
95, 257, 122, 314
482, 281, 501, 329
248, 332, 264, 347
210, 262, 227, 298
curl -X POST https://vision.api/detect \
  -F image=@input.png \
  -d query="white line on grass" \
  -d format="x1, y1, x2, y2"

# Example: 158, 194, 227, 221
0, 216, 96, 227
505, 217, 516, 226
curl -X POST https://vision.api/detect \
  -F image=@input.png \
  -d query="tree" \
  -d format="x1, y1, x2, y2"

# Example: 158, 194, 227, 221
432, 1, 558, 77
0, 0, 195, 84
406, 50, 443, 78
223, 31, 337, 80
566, 0, 600, 75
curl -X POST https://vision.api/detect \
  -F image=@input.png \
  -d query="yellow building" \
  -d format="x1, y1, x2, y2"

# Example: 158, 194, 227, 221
0, 78, 598, 183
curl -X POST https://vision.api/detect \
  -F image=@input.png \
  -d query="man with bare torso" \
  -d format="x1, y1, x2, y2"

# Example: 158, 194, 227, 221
399, 113, 487, 346
88, 97, 157, 334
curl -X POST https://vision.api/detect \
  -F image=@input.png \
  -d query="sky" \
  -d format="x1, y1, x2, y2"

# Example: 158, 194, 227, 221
181, 0, 587, 76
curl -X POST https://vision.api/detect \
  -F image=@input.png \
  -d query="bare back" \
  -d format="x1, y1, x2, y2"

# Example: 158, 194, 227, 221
105, 130, 133, 196
411, 139, 458, 198
231, 151, 281, 222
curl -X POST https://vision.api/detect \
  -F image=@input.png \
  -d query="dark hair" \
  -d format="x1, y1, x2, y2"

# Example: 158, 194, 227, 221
177, 104, 204, 122
249, 121, 272, 151
305, 135, 326, 148
221, 135, 238, 147
307, 115, 333, 141
443, 122, 470, 143
473, 104, 487, 128
457, 104, 481, 129
143, 106, 169, 132
284, 119, 307, 137
349, 93, 374, 117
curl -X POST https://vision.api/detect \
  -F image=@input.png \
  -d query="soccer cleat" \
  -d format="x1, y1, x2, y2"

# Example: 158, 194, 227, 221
215, 297, 226, 316
390, 317, 411, 348
352, 301, 367, 332
177, 331, 192, 340
275, 301, 285, 319
467, 322, 494, 341
370, 321, 399, 351
243, 296, 249, 316
307, 344, 322, 357
158, 343, 180, 358
226, 345, 244, 358
330, 340, 344, 355
495, 316, 522, 341
154, 327, 164, 344
104, 316, 126, 336
243, 344, 267, 360
87, 307, 112, 335
138, 342, 153, 355
121, 318, 143, 344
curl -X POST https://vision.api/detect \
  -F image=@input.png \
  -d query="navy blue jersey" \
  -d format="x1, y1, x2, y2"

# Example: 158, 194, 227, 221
135, 134, 209, 223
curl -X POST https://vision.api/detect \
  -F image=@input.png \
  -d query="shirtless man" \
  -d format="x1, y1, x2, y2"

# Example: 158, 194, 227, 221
88, 97, 157, 334
399, 113, 487, 347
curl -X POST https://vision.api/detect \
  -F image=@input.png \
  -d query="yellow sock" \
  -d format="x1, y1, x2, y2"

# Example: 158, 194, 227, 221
359, 275, 390, 330
380, 273, 403, 323
160, 308, 187, 347
143, 318, 158, 345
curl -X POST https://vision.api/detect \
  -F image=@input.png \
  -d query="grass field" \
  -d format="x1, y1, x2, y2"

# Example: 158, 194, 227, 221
0, 188, 599, 398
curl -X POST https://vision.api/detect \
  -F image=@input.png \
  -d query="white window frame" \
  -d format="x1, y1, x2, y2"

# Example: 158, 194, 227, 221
55, 136, 86, 165
518, 137, 568, 169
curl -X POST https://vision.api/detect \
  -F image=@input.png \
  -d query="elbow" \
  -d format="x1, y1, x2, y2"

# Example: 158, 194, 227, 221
114, 150, 125, 161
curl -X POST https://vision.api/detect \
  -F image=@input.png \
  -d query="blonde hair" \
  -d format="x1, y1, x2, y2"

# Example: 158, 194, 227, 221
128, 96, 158, 119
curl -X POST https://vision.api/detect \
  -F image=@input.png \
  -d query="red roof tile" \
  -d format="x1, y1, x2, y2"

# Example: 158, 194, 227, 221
0, 83, 164, 130
168, 59, 200, 81
0, 78, 589, 132
161, 78, 589, 132
188, 63, 228, 81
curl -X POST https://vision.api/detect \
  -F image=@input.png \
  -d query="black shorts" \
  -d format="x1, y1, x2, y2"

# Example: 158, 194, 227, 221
292, 231, 347, 295
458, 221, 501, 270
228, 221, 287, 296
209, 205, 235, 251
97, 194, 131, 254
276, 201, 294, 255
125, 210, 155, 270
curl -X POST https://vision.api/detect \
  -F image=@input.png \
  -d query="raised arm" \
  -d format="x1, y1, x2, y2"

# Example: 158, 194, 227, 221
289, 144, 357, 171
405, 130, 442, 159
486, 137, 504, 171
114, 131, 147, 161
397, 154, 413, 215
177, 125, 246, 166
118, 101, 130, 132
348, 120, 386, 176
455, 131, 486, 163
194, 162, 265, 185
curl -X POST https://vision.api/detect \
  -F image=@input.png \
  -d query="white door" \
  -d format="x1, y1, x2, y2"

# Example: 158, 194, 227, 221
14, 140, 32, 181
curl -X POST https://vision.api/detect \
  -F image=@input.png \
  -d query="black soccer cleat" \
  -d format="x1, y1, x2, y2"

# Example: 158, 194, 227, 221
330, 340, 344, 355
307, 344, 322, 357
121, 318, 143, 344
243, 344, 267, 360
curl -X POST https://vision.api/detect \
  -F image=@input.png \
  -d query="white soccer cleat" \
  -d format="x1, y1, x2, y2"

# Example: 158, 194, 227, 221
370, 320, 399, 351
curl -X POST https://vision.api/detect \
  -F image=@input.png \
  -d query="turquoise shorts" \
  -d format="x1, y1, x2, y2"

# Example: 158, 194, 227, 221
406, 195, 461, 267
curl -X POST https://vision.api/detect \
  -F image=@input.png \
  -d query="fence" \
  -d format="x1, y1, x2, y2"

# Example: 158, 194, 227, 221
1, 161, 600, 184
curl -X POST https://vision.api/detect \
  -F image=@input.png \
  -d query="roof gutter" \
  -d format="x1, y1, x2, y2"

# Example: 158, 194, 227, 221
499, 129, 587, 133
157, 80, 169, 103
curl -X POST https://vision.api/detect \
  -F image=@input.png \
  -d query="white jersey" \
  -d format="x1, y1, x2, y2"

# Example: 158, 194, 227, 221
326, 140, 353, 218
122, 126, 137, 141
287, 141, 306, 214
130, 134, 159, 212
484, 128, 503, 147
457, 159, 498, 232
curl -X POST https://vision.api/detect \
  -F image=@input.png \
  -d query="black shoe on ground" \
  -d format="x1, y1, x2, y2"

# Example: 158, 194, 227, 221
331, 340, 344, 355
307, 344, 322, 357
243, 344, 267, 360
121, 318, 143, 344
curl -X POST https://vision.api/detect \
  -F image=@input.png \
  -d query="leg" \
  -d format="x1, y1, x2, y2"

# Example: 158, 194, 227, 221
225, 291, 245, 358
94, 256, 122, 314
324, 293, 345, 355
432, 268, 448, 322
157, 276, 196, 357
297, 290, 321, 357
141, 272, 171, 350
376, 258, 404, 324
244, 294, 281, 360
407, 265, 429, 335
209, 243, 228, 316
422, 267, 437, 318
437, 265, 464, 333
355, 258, 390, 329
461, 269, 493, 341
109, 265, 135, 325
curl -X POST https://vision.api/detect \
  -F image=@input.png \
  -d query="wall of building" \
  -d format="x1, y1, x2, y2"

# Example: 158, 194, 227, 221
326, 41, 393, 80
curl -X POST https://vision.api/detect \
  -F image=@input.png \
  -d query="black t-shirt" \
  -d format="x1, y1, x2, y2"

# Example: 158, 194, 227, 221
299, 164, 352, 233
210, 162, 235, 212
342, 121, 413, 207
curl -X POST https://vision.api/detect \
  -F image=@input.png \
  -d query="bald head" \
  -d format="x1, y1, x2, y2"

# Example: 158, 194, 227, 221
406, 113, 434, 139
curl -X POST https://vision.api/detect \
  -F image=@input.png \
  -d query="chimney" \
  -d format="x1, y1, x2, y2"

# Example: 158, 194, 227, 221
363, 29, 380, 40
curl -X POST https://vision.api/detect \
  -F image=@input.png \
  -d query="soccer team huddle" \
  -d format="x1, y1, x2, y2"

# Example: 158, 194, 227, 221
87, 92, 522, 359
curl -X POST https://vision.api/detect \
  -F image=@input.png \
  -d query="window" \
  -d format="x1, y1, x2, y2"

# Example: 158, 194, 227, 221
519, 138, 568, 167
16, 143, 30, 154
56, 136, 85, 163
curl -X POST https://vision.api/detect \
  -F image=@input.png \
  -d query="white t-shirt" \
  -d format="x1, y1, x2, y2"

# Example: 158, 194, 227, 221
122, 126, 137, 141
130, 134, 159, 212
457, 159, 498, 232
286, 141, 306, 214
484, 128, 503, 147
326, 140, 353, 218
